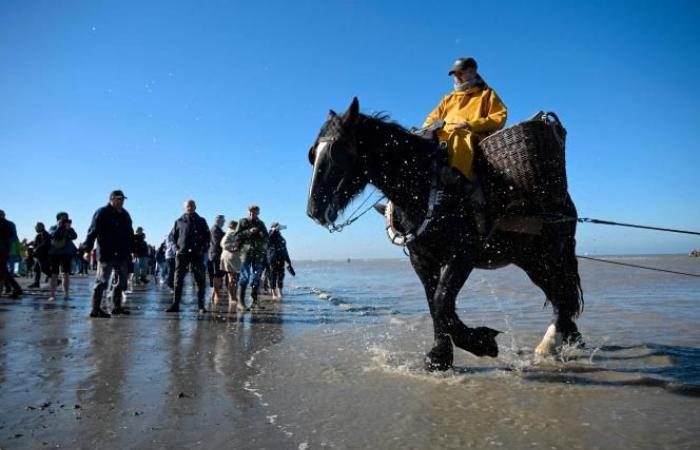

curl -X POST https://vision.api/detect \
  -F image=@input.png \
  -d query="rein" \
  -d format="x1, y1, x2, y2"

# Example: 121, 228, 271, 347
327, 187, 386, 233
317, 118, 444, 240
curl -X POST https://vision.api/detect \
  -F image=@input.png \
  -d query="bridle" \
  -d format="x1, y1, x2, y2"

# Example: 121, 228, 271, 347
310, 129, 444, 243
384, 161, 444, 246
310, 133, 383, 233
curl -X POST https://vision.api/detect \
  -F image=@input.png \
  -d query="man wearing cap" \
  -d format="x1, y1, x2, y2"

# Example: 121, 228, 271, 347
82, 190, 134, 317
165, 199, 210, 313
424, 57, 507, 184
233, 205, 269, 309
208, 214, 226, 306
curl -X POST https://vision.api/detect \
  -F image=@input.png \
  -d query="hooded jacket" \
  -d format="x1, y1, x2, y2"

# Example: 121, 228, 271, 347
424, 83, 507, 138
424, 80, 507, 179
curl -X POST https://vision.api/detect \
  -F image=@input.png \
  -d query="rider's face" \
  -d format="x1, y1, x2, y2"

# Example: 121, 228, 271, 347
453, 68, 476, 84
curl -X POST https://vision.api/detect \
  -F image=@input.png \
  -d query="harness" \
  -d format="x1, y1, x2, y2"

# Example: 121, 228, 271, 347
384, 165, 444, 246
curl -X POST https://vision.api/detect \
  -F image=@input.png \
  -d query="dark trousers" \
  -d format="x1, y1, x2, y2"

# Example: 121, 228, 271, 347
173, 252, 206, 307
269, 260, 286, 289
33, 257, 50, 284
1, 251, 22, 294
166, 258, 175, 288
93, 260, 128, 310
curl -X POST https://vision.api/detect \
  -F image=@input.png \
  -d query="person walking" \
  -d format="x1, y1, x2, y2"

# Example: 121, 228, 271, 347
208, 215, 226, 306
0, 210, 23, 298
81, 190, 135, 318
47, 212, 77, 302
220, 220, 244, 311
132, 226, 150, 285
165, 199, 210, 313
233, 205, 269, 310
267, 222, 295, 300
28, 222, 51, 288
164, 235, 177, 290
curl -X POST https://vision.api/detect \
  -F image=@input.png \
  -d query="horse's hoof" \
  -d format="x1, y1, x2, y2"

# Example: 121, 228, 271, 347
424, 351, 452, 372
451, 324, 500, 358
564, 331, 585, 349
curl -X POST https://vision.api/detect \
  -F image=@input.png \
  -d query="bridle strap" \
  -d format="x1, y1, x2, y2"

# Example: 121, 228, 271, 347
384, 165, 444, 246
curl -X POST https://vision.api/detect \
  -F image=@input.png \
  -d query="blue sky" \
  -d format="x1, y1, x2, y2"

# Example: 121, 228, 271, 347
1, 0, 699, 259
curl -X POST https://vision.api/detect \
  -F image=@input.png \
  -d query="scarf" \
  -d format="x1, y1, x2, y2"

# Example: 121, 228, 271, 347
453, 74, 486, 92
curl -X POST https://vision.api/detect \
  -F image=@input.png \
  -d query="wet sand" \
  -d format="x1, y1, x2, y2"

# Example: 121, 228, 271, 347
248, 318, 700, 449
2, 258, 700, 449
0, 276, 294, 449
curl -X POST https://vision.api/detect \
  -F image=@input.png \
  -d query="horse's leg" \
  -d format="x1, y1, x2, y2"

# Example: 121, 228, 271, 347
436, 261, 500, 359
519, 237, 583, 356
426, 260, 499, 370
410, 252, 452, 371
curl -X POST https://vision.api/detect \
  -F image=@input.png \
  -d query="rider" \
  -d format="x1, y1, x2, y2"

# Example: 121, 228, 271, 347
424, 57, 507, 185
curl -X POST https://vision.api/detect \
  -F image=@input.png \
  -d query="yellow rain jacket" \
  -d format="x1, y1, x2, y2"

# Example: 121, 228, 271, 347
423, 84, 507, 180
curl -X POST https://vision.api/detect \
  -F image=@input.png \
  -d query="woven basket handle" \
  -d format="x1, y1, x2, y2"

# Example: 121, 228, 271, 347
545, 112, 561, 126
545, 112, 565, 148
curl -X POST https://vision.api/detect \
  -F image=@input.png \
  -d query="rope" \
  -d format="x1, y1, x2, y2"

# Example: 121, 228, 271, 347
577, 217, 700, 236
577, 255, 700, 278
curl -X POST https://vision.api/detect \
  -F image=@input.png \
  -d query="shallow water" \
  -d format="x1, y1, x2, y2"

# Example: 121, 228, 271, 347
254, 255, 700, 449
0, 255, 698, 448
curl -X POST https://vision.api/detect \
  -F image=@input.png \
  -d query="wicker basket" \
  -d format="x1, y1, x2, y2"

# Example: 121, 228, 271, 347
478, 112, 568, 212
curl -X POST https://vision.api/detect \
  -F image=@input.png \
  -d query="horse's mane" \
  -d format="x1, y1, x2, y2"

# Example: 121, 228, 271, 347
359, 112, 413, 136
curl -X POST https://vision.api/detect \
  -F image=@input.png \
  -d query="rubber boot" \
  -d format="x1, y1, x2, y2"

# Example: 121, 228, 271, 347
28, 269, 41, 288
89, 290, 111, 318
112, 288, 130, 315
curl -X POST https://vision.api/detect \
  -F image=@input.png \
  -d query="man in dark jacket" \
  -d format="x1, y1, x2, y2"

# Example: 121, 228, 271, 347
28, 222, 51, 288
165, 199, 210, 313
82, 190, 134, 318
208, 215, 225, 305
233, 205, 269, 309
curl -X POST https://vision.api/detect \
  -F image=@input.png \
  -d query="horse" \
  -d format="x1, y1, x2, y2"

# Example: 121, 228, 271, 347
306, 98, 583, 371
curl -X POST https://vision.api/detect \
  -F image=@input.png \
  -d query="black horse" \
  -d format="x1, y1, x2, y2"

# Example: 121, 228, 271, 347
306, 98, 583, 371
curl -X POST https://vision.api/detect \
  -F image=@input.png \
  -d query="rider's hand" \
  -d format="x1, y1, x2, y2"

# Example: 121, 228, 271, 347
453, 122, 471, 130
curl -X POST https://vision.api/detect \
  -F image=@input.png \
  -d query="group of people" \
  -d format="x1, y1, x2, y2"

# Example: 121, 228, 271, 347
0, 191, 294, 319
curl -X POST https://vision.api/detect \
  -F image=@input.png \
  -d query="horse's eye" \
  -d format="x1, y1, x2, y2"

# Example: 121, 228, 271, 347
308, 145, 315, 165
329, 143, 352, 165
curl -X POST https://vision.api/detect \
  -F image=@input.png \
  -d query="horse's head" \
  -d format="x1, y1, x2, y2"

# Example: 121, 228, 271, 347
306, 97, 369, 227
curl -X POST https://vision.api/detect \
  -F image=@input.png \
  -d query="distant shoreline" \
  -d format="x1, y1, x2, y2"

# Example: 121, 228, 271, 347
295, 253, 694, 263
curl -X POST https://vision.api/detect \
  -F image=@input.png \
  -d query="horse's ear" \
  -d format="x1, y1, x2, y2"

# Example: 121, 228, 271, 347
342, 97, 360, 125
328, 110, 337, 120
